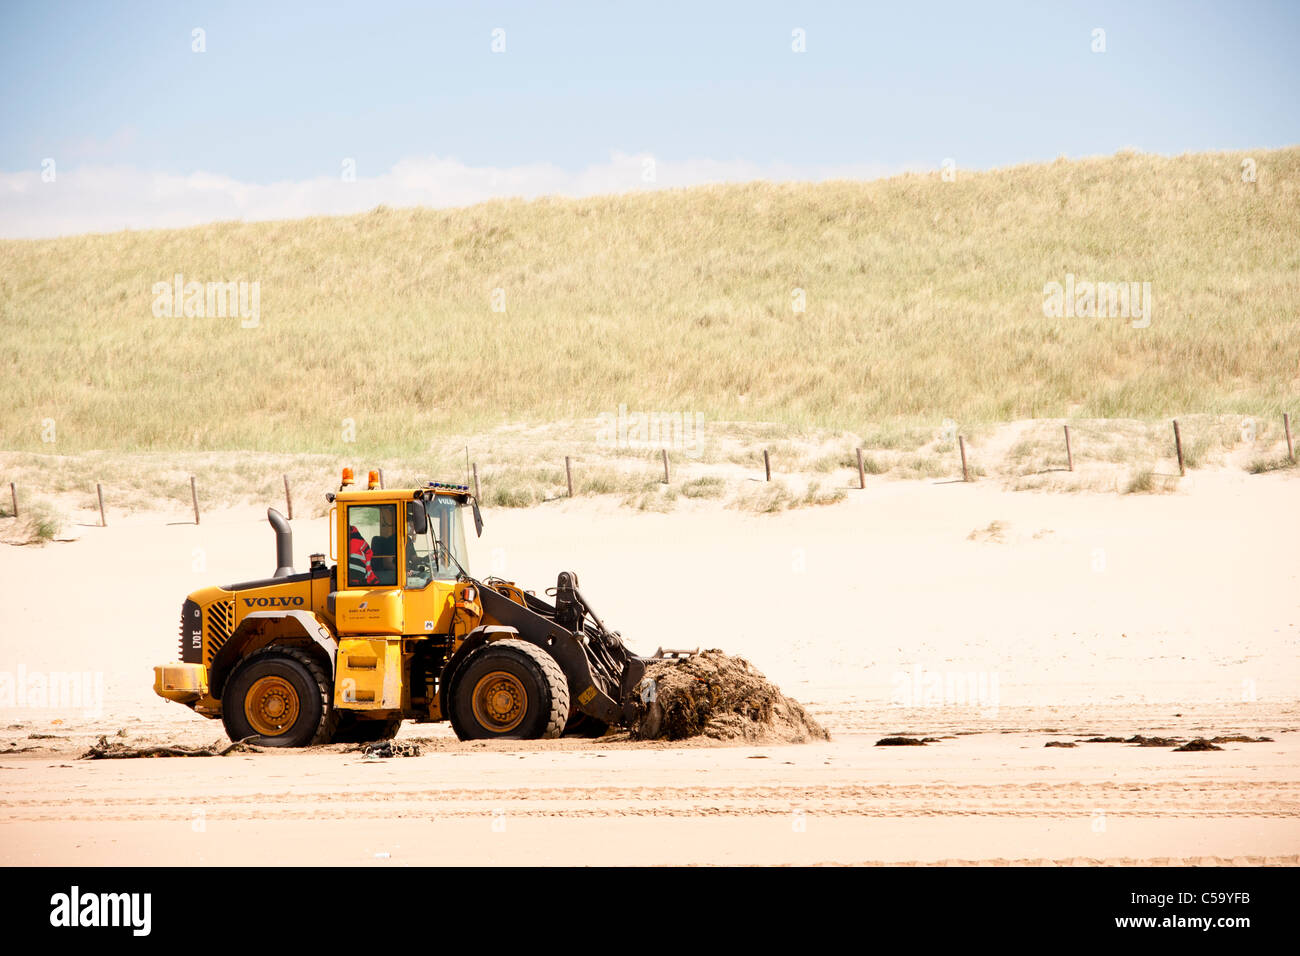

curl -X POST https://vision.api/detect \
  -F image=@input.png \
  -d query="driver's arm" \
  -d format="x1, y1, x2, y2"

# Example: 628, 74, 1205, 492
405, 536, 431, 587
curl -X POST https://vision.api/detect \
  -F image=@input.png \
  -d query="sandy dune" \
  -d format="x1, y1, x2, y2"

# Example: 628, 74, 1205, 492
1, 467, 1297, 865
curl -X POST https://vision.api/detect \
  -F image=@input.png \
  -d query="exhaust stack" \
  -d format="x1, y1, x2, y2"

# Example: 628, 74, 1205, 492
268, 508, 295, 577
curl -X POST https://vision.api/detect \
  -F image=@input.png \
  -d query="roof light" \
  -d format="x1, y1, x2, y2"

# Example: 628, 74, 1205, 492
368, 470, 380, 490
340, 468, 354, 487
424, 480, 469, 492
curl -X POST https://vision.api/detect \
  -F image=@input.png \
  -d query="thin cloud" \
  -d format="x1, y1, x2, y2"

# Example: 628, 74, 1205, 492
0, 152, 915, 239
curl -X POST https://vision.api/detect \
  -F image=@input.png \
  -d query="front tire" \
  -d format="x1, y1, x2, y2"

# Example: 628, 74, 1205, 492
221, 646, 336, 748
449, 639, 569, 741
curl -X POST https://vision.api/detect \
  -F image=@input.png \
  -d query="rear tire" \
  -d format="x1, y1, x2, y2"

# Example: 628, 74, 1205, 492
449, 639, 569, 741
221, 646, 337, 748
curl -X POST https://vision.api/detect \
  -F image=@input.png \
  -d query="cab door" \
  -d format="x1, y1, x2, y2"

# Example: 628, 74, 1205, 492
334, 501, 403, 635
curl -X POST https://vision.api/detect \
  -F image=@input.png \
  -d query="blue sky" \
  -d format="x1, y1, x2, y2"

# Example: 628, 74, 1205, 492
1, 0, 1297, 236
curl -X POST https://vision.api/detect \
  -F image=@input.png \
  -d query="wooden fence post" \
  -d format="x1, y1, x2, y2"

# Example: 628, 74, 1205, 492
1286, 413, 1295, 462
661, 449, 670, 484
1173, 420, 1185, 476
959, 436, 970, 482
856, 448, 866, 489
283, 474, 293, 520
565, 456, 574, 497
190, 476, 200, 525
1064, 425, 1074, 472
96, 483, 106, 527
8, 482, 16, 518
763, 449, 771, 482
472, 463, 480, 500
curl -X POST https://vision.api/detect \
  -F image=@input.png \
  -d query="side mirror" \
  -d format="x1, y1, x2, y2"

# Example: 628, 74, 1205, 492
408, 499, 428, 535
472, 499, 484, 537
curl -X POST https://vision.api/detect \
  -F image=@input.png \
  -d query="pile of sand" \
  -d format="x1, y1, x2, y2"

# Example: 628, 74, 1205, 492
638, 650, 829, 743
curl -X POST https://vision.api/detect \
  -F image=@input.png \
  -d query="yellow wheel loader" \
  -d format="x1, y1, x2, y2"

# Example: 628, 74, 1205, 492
153, 470, 664, 745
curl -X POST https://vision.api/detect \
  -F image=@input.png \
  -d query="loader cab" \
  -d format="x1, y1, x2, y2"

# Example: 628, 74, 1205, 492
330, 480, 476, 638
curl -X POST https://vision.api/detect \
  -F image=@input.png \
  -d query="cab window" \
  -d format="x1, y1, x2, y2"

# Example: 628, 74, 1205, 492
346, 504, 397, 587
406, 496, 469, 584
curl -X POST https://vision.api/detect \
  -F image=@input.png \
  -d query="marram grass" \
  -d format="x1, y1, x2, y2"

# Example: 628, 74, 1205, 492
1, 147, 1297, 457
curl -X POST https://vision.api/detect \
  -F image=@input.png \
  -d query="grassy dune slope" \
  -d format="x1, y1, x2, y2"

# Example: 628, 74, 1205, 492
2, 148, 1298, 457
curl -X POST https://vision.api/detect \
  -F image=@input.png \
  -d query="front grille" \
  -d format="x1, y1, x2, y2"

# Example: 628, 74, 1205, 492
205, 599, 235, 664
179, 599, 203, 663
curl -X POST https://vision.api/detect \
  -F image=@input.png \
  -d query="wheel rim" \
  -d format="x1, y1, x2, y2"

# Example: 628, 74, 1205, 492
244, 675, 300, 737
471, 670, 527, 733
